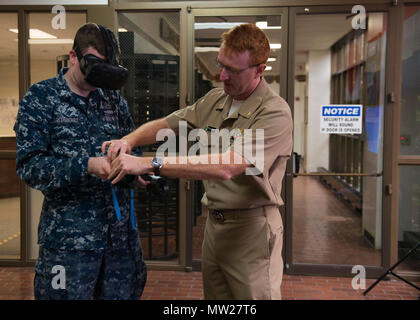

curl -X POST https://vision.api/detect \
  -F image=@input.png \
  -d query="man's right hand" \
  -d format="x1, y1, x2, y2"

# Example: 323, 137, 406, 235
87, 157, 112, 180
101, 139, 132, 161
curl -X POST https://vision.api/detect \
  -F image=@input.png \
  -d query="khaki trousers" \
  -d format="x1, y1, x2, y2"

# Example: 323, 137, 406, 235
202, 206, 284, 300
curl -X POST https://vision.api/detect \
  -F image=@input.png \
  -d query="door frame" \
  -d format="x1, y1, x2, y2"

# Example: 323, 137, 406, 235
285, 3, 401, 278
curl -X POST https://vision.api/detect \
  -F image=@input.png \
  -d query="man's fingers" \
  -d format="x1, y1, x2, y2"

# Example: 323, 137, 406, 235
111, 170, 126, 185
101, 141, 111, 154
108, 160, 121, 180
137, 176, 150, 189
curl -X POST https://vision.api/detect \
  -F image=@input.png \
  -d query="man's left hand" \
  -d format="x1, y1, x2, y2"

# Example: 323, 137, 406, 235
108, 154, 152, 184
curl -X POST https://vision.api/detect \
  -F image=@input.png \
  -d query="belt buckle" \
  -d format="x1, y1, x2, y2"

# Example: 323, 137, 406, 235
212, 210, 225, 223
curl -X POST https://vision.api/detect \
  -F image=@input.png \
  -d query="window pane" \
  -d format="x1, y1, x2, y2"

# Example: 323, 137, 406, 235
398, 166, 420, 272
118, 11, 180, 263
0, 159, 21, 260
400, 6, 420, 155
29, 12, 86, 84
0, 13, 20, 260
0, 13, 19, 137
292, 12, 387, 267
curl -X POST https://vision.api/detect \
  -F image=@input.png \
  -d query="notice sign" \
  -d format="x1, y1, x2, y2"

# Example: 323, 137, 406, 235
320, 105, 363, 134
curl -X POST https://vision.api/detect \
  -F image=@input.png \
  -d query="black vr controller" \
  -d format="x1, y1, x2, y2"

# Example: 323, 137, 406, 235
74, 25, 128, 90
116, 174, 170, 198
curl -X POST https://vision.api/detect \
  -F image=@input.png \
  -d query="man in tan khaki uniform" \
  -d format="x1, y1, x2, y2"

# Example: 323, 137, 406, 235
102, 24, 293, 300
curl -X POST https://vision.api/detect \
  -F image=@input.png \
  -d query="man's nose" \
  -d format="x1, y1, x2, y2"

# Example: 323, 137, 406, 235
219, 67, 229, 81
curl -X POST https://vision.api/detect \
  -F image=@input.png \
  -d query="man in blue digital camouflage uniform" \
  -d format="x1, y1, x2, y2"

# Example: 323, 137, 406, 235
14, 23, 147, 300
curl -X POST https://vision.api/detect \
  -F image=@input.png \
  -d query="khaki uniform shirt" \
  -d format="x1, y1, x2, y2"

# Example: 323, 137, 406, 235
166, 78, 293, 210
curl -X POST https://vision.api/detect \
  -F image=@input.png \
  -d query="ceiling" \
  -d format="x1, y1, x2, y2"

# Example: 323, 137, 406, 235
0, 11, 353, 76
0, 12, 85, 61
193, 13, 352, 78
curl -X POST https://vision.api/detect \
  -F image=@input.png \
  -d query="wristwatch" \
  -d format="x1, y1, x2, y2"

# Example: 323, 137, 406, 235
151, 157, 164, 176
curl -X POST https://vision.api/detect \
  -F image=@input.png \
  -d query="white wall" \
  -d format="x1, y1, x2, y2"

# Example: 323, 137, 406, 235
306, 50, 331, 172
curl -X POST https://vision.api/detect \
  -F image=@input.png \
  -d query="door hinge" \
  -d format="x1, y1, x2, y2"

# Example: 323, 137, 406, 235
185, 180, 191, 191
385, 184, 393, 195
388, 92, 395, 103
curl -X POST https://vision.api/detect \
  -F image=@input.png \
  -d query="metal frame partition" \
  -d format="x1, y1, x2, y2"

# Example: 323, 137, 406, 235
285, 3, 403, 278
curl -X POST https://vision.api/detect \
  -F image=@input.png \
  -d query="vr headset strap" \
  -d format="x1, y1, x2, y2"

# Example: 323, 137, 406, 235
98, 25, 118, 65
74, 46, 84, 62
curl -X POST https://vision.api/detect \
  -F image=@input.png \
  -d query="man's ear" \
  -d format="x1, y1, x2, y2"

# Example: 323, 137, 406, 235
68, 49, 78, 66
256, 63, 266, 76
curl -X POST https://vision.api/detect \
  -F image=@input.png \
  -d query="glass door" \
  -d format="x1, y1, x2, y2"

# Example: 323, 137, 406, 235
0, 11, 21, 262
286, 5, 393, 278
117, 10, 183, 267
398, 4, 420, 274
187, 7, 288, 270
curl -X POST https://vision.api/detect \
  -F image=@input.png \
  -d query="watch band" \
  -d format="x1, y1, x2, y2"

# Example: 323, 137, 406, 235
154, 165, 160, 176
152, 157, 163, 176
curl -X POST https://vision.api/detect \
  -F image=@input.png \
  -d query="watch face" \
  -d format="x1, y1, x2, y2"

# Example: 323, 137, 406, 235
152, 157, 163, 167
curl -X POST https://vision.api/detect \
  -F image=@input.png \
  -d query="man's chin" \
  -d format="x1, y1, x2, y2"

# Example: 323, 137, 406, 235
223, 84, 233, 95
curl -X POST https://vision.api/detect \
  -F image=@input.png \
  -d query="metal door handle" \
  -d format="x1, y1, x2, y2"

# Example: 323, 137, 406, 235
288, 172, 383, 177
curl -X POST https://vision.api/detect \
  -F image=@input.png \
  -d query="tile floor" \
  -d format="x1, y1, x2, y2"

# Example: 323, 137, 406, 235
0, 267, 419, 300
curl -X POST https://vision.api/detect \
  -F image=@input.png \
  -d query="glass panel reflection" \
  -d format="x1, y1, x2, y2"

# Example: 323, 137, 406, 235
398, 166, 420, 272
400, 6, 420, 156
292, 12, 387, 267
0, 159, 20, 260
292, 176, 381, 266
0, 13, 20, 260
118, 11, 180, 262
29, 12, 86, 84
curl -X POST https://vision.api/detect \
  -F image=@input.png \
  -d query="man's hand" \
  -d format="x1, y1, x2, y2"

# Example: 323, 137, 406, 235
108, 154, 153, 184
101, 139, 132, 161
87, 157, 111, 180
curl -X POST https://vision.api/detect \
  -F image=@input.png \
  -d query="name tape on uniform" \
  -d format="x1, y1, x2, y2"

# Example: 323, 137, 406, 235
320, 105, 363, 134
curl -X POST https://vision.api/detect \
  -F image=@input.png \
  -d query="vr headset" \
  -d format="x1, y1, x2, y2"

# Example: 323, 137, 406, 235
74, 25, 128, 90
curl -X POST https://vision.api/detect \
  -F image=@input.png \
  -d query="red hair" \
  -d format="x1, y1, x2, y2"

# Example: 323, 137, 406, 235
221, 23, 270, 65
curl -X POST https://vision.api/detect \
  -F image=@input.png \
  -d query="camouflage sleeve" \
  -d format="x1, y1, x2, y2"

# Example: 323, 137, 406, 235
117, 94, 143, 157
14, 87, 90, 193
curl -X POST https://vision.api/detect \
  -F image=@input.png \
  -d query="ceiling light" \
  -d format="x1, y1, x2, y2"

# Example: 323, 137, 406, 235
10, 28, 57, 39
270, 43, 281, 49
118, 28, 128, 32
195, 47, 220, 52
194, 22, 246, 30
267, 57, 276, 62
265, 66, 273, 71
28, 39, 73, 44
256, 21, 282, 29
